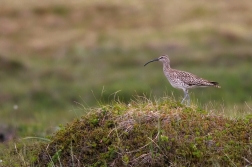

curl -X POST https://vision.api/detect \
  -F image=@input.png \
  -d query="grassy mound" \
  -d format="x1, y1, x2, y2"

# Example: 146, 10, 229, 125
25, 99, 252, 166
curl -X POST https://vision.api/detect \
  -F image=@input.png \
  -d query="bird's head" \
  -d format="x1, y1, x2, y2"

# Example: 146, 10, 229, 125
144, 55, 170, 66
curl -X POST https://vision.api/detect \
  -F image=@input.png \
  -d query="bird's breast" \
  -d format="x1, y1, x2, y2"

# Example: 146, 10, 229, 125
166, 76, 185, 89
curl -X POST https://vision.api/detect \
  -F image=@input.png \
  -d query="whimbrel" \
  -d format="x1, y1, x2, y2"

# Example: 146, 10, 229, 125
144, 55, 220, 105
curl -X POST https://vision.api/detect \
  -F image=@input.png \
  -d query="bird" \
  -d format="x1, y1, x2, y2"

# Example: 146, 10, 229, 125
144, 55, 220, 105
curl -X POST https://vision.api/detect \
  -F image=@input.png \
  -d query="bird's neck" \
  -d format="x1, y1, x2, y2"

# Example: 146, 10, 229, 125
162, 63, 173, 79
163, 63, 171, 70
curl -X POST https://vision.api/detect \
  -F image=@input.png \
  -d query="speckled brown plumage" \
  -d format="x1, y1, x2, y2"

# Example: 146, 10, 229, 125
144, 55, 220, 105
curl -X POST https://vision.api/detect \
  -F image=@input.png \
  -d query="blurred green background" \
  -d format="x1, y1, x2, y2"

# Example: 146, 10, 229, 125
0, 0, 252, 140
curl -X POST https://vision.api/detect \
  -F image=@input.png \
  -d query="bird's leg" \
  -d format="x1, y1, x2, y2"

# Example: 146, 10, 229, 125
181, 89, 190, 106
181, 89, 187, 104
181, 96, 186, 104
186, 90, 190, 106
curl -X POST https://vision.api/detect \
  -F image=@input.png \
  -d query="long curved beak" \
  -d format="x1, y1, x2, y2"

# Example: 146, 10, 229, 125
144, 58, 159, 66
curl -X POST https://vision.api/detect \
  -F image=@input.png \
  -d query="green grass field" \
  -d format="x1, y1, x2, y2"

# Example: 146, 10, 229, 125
0, 0, 252, 165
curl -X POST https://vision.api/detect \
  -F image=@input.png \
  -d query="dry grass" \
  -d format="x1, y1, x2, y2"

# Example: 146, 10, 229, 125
1, 0, 252, 56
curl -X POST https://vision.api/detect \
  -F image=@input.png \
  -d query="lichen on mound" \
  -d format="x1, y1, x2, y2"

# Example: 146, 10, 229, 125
36, 98, 252, 167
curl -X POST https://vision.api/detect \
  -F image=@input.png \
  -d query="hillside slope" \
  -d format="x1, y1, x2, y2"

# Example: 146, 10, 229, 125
29, 98, 251, 167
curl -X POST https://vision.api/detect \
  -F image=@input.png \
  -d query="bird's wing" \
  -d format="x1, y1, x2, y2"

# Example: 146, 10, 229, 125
174, 70, 212, 86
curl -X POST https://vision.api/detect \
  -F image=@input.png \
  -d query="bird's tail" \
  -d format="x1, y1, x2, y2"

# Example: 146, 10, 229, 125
210, 81, 221, 88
